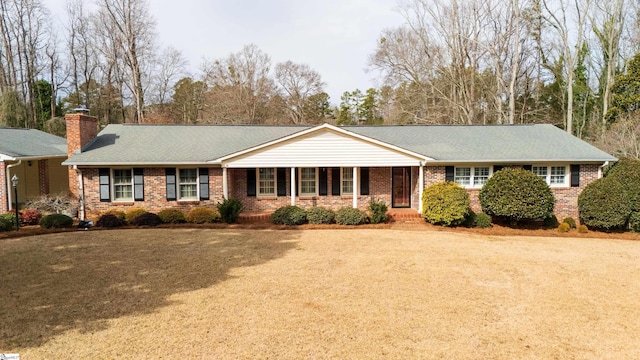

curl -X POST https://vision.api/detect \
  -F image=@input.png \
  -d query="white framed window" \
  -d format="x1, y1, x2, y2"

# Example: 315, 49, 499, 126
178, 168, 198, 200
258, 168, 276, 196
530, 165, 568, 187
299, 167, 317, 196
113, 169, 133, 201
342, 167, 354, 195
455, 166, 491, 188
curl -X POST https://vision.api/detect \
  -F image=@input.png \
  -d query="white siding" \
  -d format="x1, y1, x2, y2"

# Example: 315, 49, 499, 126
224, 130, 423, 168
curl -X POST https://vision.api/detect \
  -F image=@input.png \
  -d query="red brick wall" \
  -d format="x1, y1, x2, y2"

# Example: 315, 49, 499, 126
0, 161, 6, 213
423, 164, 601, 220
66, 113, 98, 198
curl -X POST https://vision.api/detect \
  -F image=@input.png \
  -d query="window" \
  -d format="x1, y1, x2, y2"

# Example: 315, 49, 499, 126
529, 165, 568, 186
178, 168, 198, 200
300, 167, 317, 196
455, 166, 491, 188
473, 167, 490, 186
342, 168, 354, 195
113, 169, 133, 201
455, 167, 471, 186
258, 168, 275, 196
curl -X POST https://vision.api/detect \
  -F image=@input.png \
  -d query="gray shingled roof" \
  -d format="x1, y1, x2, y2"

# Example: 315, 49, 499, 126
0, 128, 67, 159
63, 123, 616, 165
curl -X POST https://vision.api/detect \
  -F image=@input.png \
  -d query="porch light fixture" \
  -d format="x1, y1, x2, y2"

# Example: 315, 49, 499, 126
11, 175, 19, 231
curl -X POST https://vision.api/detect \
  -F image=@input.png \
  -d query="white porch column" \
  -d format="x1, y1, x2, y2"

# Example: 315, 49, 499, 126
352, 166, 358, 208
418, 163, 424, 214
290, 167, 296, 206
222, 167, 228, 200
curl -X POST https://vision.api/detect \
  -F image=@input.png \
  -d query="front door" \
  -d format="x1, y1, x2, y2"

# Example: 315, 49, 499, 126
392, 167, 411, 208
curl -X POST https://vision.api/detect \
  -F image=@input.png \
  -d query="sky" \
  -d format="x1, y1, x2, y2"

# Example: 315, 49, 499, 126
44, 0, 406, 105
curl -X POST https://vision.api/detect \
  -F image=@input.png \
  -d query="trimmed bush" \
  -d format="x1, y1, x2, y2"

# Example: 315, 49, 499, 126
102, 209, 126, 221
562, 217, 577, 229
474, 212, 492, 228
543, 215, 559, 229
578, 177, 631, 230
558, 222, 571, 233
132, 212, 162, 227
0, 211, 18, 225
629, 212, 640, 233
306, 207, 335, 224
20, 209, 42, 225
271, 206, 307, 226
125, 207, 147, 224
186, 207, 220, 224
479, 167, 555, 224
422, 182, 471, 226
335, 207, 368, 225
368, 199, 388, 224
0, 218, 12, 232
606, 158, 640, 212
96, 214, 124, 228
217, 198, 244, 224
40, 214, 74, 229
158, 209, 186, 224
578, 224, 589, 233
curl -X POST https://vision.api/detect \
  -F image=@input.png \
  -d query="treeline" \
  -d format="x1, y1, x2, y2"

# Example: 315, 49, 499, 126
1, 0, 640, 158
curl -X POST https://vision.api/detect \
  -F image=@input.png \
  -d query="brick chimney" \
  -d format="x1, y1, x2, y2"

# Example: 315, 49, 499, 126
65, 109, 98, 199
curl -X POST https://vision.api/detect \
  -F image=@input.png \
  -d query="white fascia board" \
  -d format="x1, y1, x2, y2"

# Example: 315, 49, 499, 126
62, 161, 222, 167
215, 123, 432, 163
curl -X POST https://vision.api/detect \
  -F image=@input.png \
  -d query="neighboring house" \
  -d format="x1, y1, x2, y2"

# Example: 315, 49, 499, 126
0, 128, 70, 213
63, 112, 616, 220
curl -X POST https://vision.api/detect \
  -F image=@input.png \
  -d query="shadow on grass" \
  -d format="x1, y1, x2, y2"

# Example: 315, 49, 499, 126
0, 228, 299, 350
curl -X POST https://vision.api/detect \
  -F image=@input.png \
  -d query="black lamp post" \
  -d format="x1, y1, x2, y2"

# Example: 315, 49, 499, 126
11, 174, 18, 231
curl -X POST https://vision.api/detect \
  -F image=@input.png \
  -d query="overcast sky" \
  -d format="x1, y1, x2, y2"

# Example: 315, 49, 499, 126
44, 0, 406, 104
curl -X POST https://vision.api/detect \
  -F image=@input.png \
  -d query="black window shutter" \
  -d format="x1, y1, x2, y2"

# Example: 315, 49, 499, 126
133, 168, 144, 201
165, 168, 176, 201
331, 167, 340, 195
570, 165, 580, 187
319, 168, 328, 195
523, 165, 532, 171
445, 166, 454, 182
295, 168, 299, 196
199, 168, 210, 200
277, 168, 287, 196
247, 169, 256, 197
360, 167, 369, 195
99, 168, 111, 202
493, 165, 504, 173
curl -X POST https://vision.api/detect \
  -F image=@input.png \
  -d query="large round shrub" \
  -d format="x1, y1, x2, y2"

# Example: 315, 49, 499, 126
578, 177, 631, 230
479, 167, 555, 224
422, 182, 471, 226
158, 209, 186, 224
132, 212, 162, 227
40, 214, 74, 229
605, 158, 640, 213
305, 207, 335, 224
335, 207, 368, 225
96, 214, 124, 228
271, 206, 306, 225
125, 207, 147, 224
186, 207, 220, 224
0, 218, 12, 232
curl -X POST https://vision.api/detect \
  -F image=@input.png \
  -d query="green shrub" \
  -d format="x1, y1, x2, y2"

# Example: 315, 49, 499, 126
40, 214, 74, 229
20, 209, 42, 225
578, 224, 589, 233
0, 211, 17, 225
606, 158, 640, 212
306, 207, 335, 224
479, 168, 555, 224
102, 209, 126, 221
578, 177, 631, 230
96, 214, 124, 228
543, 215, 559, 228
186, 207, 220, 224
368, 199, 388, 224
463, 210, 476, 227
422, 182, 471, 226
562, 217, 577, 229
125, 207, 147, 224
335, 207, 368, 225
0, 218, 12, 232
558, 222, 571, 232
158, 208, 186, 224
132, 212, 162, 227
217, 198, 244, 224
474, 212, 492, 228
271, 206, 307, 225
629, 212, 640, 233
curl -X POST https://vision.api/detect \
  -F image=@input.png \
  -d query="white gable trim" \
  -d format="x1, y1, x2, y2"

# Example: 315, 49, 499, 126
215, 123, 431, 165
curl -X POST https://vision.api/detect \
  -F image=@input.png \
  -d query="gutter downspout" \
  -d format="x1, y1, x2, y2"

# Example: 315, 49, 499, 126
6, 160, 22, 210
75, 165, 85, 220
599, 161, 610, 179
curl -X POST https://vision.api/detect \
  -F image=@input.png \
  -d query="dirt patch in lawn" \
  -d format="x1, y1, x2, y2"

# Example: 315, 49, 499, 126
2, 229, 640, 359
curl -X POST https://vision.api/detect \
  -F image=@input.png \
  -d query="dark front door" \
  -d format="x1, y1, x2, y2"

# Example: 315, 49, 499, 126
392, 167, 411, 208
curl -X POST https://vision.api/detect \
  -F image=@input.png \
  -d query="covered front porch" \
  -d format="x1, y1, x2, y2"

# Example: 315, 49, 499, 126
2, 157, 69, 212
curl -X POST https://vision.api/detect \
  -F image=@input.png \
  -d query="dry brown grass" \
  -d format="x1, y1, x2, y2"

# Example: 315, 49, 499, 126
1, 229, 640, 359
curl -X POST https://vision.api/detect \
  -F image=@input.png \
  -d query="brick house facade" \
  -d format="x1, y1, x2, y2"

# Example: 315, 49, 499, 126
63, 112, 615, 221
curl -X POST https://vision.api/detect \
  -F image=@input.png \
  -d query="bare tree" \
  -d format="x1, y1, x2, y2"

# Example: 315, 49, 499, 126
274, 60, 325, 124
152, 46, 187, 106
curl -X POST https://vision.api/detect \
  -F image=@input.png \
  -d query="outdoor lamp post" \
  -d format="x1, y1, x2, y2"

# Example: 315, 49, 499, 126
11, 174, 18, 231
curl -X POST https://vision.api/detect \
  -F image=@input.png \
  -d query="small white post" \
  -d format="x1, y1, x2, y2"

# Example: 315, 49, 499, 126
222, 167, 228, 200
352, 166, 358, 208
418, 163, 424, 214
